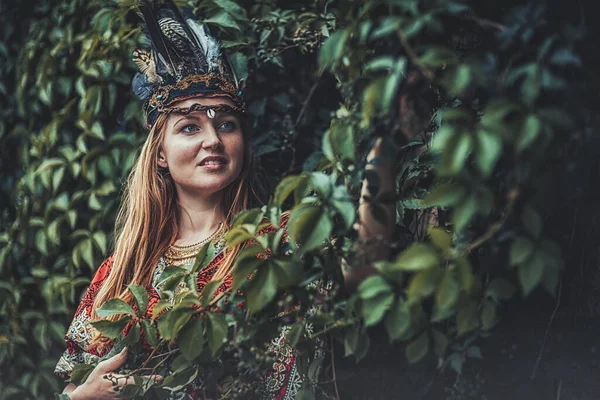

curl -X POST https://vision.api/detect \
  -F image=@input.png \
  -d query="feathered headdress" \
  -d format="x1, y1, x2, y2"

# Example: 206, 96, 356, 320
132, 0, 245, 127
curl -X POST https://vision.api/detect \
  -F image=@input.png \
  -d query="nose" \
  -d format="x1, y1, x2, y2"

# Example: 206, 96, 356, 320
201, 125, 222, 150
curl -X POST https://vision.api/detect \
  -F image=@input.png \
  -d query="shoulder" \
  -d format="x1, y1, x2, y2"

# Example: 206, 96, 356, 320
92, 256, 114, 283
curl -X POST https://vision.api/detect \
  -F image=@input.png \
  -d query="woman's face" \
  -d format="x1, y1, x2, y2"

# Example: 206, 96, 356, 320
158, 96, 244, 198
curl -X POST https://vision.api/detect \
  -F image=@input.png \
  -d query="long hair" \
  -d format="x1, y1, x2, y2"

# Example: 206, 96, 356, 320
91, 113, 260, 325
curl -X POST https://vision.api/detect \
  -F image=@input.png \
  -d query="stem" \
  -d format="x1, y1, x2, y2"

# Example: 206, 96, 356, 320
330, 337, 340, 400
463, 187, 519, 254
531, 279, 562, 380
307, 319, 352, 340
462, 15, 507, 32
397, 30, 435, 81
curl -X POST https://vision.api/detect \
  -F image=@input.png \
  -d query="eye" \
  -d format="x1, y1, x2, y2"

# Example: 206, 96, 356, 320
180, 124, 200, 134
218, 120, 238, 132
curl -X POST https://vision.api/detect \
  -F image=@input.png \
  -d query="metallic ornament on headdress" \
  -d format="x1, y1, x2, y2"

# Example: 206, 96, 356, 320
131, 0, 246, 127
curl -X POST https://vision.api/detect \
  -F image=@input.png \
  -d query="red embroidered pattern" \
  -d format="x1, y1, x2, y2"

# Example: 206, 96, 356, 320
55, 215, 307, 399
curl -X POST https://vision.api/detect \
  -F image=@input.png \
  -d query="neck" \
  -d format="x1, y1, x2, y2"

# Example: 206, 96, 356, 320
175, 188, 225, 246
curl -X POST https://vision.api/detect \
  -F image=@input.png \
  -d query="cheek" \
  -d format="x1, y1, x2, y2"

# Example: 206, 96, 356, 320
227, 136, 245, 168
164, 136, 194, 162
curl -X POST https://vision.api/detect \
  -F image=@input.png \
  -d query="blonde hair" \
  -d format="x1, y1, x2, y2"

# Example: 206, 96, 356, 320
91, 113, 258, 326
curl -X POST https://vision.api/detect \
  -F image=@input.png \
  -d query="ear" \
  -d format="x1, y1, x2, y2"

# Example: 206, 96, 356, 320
157, 147, 168, 169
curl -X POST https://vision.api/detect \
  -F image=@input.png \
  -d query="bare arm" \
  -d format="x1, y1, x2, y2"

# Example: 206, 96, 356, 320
343, 138, 396, 293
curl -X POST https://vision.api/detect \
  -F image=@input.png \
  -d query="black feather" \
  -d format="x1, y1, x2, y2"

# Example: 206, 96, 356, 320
132, 72, 154, 101
138, 0, 180, 77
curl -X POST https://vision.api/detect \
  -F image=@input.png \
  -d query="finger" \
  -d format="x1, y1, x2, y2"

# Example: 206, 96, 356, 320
143, 374, 164, 383
367, 138, 384, 161
97, 347, 128, 373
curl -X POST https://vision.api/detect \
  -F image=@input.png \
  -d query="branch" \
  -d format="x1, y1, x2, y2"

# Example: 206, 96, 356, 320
463, 187, 520, 254
397, 30, 435, 81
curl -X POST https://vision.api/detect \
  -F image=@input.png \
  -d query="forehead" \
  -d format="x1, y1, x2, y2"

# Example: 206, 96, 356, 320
170, 96, 237, 109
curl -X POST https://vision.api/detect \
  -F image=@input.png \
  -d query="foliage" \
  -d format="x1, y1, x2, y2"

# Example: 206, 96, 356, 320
0, 0, 595, 398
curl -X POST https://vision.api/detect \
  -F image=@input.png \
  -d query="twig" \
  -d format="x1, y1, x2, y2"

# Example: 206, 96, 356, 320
397, 30, 435, 81
530, 279, 562, 380
330, 336, 340, 400
307, 320, 350, 340
464, 187, 520, 254
295, 75, 321, 127
462, 15, 507, 32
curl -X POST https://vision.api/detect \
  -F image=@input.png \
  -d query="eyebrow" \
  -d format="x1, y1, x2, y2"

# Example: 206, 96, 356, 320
172, 115, 197, 128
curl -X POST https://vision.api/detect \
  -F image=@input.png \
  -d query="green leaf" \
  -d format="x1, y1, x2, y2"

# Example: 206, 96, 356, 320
485, 278, 516, 301
510, 236, 535, 266
128, 284, 149, 316
328, 121, 355, 162
358, 276, 393, 299
156, 266, 187, 286
405, 331, 429, 363
480, 300, 497, 330
158, 306, 194, 341
381, 58, 406, 112
92, 232, 107, 254
517, 115, 541, 151
285, 322, 305, 347
540, 265, 560, 295
432, 329, 449, 358
392, 243, 440, 271
200, 280, 222, 307
288, 203, 333, 253
452, 193, 477, 232
428, 227, 452, 251
231, 249, 264, 291
331, 185, 356, 230
206, 312, 228, 356
96, 298, 136, 318
122, 322, 141, 346
422, 183, 465, 207
178, 317, 204, 361
550, 48, 581, 66
407, 268, 441, 302
141, 319, 159, 347
205, 11, 241, 31
434, 269, 459, 319
518, 251, 545, 296
80, 238, 94, 269
522, 206, 542, 238
456, 301, 479, 336
273, 175, 308, 208
192, 242, 216, 273
229, 53, 248, 81
448, 133, 473, 175
318, 28, 348, 71
362, 291, 395, 327
68, 363, 95, 385
225, 227, 258, 248
475, 129, 502, 177
246, 264, 277, 313
91, 317, 131, 339
385, 297, 411, 341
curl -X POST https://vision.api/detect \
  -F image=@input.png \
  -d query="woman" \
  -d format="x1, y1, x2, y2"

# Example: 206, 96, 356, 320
55, 1, 395, 399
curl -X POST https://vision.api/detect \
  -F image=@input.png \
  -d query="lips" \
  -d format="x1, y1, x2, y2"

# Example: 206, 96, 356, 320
199, 155, 227, 166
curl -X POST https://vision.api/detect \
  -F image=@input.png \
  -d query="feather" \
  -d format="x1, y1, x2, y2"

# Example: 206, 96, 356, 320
138, 0, 179, 77
185, 18, 222, 72
132, 72, 154, 101
132, 49, 161, 83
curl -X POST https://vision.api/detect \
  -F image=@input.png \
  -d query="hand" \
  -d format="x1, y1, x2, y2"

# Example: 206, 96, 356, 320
67, 348, 162, 400
343, 138, 396, 293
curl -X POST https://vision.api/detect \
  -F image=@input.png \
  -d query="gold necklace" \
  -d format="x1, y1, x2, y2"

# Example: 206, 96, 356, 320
164, 223, 225, 262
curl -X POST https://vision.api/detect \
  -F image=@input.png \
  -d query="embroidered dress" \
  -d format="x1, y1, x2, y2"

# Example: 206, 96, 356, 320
55, 219, 324, 399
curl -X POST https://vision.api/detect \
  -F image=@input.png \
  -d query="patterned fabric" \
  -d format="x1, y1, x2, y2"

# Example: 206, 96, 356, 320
55, 216, 324, 399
